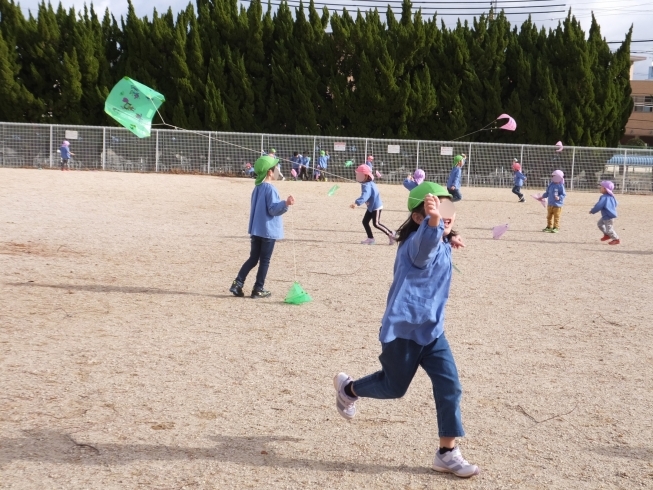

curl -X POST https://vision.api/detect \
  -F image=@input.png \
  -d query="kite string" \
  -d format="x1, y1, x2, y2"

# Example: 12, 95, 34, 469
149, 98, 360, 184
450, 119, 499, 142
290, 205, 297, 283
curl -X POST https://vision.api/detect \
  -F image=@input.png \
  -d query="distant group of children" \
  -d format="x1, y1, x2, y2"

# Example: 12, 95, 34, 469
227, 150, 621, 479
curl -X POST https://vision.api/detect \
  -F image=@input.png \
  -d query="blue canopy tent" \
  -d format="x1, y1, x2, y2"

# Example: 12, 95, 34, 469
608, 155, 653, 165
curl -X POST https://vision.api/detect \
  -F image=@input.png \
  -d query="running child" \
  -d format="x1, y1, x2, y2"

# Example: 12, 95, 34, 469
365, 155, 374, 169
589, 180, 620, 245
511, 159, 526, 202
60, 140, 74, 171
315, 150, 330, 181
350, 165, 395, 245
541, 170, 566, 233
334, 182, 478, 478
230, 155, 294, 299
447, 154, 465, 202
403, 169, 425, 191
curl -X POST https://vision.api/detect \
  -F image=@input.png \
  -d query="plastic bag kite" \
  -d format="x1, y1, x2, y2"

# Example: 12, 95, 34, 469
327, 184, 340, 196
531, 194, 547, 208
555, 141, 564, 152
492, 224, 509, 240
344, 160, 354, 167
291, 169, 297, 178
375, 170, 382, 179
497, 114, 517, 131
105, 77, 165, 138
284, 281, 312, 305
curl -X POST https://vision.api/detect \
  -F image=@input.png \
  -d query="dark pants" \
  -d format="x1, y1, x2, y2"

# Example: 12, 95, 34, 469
352, 334, 464, 438
297, 166, 308, 180
236, 236, 276, 290
362, 209, 393, 239
61, 158, 69, 169
448, 187, 462, 202
511, 185, 523, 199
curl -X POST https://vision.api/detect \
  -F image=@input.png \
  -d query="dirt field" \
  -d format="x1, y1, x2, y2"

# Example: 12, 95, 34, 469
1, 168, 652, 489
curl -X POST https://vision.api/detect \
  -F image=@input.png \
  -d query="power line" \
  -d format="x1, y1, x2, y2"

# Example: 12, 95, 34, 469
607, 39, 653, 44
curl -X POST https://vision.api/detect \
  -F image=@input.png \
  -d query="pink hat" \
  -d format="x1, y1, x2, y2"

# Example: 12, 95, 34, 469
413, 169, 425, 185
356, 164, 373, 179
512, 162, 521, 171
62, 140, 70, 147
367, 155, 374, 161
600, 180, 614, 196
551, 170, 564, 184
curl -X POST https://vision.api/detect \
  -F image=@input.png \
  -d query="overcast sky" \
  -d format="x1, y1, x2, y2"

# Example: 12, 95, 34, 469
15, 0, 653, 79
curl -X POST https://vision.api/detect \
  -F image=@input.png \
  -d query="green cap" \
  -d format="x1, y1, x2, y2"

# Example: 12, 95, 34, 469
254, 155, 278, 186
452, 155, 464, 168
320, 150, 325, 156
407, 182, 452, 211
269, 148, 276, 153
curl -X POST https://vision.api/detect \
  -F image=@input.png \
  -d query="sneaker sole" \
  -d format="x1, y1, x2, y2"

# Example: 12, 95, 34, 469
432, 465, 480, 478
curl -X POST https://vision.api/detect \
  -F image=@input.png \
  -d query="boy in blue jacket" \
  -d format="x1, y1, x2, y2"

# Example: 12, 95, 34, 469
447, 154, 465, 202
230, 156, 295, 298
541, 170, 566, 233
350, 165, 395, 245
335, 182, 478, 478
590, 180, 620, 245
511, 160, 526, 202
59, 140, 74, 171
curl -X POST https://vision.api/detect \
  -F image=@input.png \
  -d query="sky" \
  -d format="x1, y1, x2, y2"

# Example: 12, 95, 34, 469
15, 0, 653, 79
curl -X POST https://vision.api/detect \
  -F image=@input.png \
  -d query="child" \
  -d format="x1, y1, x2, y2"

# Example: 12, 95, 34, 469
60, 140, 74, 171
403, 169, 425, 191
230, 155, 294, 299
334, 182, 478, 478
316, 150, 330, 181
541, 170, 566, 233
589, 180, 620, 245
511, 159, 526, 202
301, 151, 311, 180
290, 152, 301, 180
447, 154, 465, 202
267, 148, 284, 181
350, 165, 395, 245
365, 155, 374, 169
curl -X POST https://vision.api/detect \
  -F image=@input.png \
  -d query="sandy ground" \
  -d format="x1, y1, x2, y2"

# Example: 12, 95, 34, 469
1, 168, 653, 489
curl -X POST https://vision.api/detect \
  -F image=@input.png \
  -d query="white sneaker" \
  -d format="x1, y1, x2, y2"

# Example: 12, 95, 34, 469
333, 372, 357, 420
360, 238, 375, 245
432, 447, 479, 478
388, 233, 396, 245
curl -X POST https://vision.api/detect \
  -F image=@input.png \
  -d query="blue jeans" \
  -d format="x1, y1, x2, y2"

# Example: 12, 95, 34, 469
511, 185, 523, 199
236, 236, 276, 290
352, 334, 464, 438
448, 187, 462, 202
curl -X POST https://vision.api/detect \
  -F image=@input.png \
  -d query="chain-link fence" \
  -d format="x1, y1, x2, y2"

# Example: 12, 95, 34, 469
2, 121, 652, 194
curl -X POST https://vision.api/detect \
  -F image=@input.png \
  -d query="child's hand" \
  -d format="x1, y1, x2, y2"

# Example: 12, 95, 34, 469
424, 194, 441, 227
350, 203, 356, 209
555, 196, 560, 201
450, 186, 456, 190
286, 196, 295, 206
450, 234, 466, 249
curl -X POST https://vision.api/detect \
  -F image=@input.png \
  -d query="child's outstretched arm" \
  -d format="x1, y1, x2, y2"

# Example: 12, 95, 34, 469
407, 195, 446, 268
352, 185, 372, 208
589, 196, 604, 214
265, 186, 290, 216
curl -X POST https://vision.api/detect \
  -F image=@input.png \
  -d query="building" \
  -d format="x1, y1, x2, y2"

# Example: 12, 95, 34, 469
623, 57, 653, 145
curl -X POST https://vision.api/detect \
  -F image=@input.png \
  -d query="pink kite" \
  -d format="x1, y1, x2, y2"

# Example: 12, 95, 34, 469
492, 224, 509, 240
375, 170, 382, 178
555, 141, 563, 152
291, 169, 297, 178
497, 114, 517, 131
531, 194, 547, 208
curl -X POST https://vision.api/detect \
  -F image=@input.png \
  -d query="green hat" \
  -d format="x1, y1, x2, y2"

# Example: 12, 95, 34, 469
452, 155, 464, 168
254, 155, 278, 186
407, 182, 452, 211
269, 148, 276, 153
320, 150, 325, 156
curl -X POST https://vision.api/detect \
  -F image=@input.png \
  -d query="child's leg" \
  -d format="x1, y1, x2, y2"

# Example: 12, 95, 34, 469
511, 185, 523, 199
351, 338, 422, 399
597, 218, 607, 235
602, 219, 619, 239
362, 211, 374, 239
236, 236, 263, 284
552, 207, 562, 229
419, 333, 465, 439
546, 206, 554, 228
371, 209, 394, 237
253, 238, 276, 290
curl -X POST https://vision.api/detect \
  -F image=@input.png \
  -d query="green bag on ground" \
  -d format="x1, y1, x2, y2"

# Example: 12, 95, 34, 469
284, 282, 312, 305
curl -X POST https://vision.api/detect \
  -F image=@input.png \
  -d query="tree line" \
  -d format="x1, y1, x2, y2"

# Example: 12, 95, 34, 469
0, 0, 633, 146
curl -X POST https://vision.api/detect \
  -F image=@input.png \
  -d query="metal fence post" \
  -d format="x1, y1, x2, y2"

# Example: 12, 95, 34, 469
622, 148, 627, 194
519, 145, 524, 166
207, 132, 211, 174
155, 130, 159, 173
260, 134, 264, 155
102, 127, 106, 170
570, 147, 575, 191
49, 125, 53, 168
416, 141, 420, 170
467, 142, 472, 187
364, 139, 368, 159
312, 136, 316, 173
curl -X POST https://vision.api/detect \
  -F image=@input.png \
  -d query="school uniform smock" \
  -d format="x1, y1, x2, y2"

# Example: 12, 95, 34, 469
513, 171, 526, 187
248, 182, 288, 239
403, 179, 418, 191
60, 146, 71, 159
447, 167, 461, 189
379, 218, 451, 346
590, 194, 618, 220
541, 182, 566, 207
355, 181, 383, 211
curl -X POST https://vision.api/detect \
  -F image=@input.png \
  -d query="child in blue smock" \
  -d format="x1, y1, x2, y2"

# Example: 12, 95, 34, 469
335, 182, 478, 478
403, 169, 425, 191
59, 140, 74, 171
447, 154, 465, 202
230, 155, 294, 299
511, 160, 526, 202
590, 180, 620, 245
301, 152, 311, 180
315, 150, 330, 181
350, 165, 395, 245
541, 170, 566, 233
